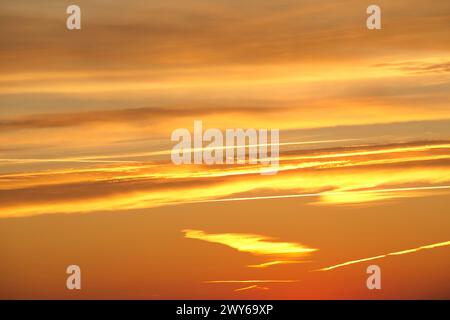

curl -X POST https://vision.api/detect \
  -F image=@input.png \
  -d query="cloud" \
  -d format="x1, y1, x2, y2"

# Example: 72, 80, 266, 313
196, 186, 450, 206
374, 61, 450, 74
0, 106, 279, 131
1, 0, 450, 73
1, 140, 450, 217
183, 229, 317, 257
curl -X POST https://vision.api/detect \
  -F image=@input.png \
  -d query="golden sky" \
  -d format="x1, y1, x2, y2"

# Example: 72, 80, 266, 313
0, 0, 449, 299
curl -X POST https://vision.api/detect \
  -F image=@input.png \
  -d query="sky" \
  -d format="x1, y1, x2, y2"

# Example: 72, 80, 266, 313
0, 0, 449, 299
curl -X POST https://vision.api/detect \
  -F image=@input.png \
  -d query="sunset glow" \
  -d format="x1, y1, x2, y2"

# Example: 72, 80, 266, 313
1, 0, 449, 300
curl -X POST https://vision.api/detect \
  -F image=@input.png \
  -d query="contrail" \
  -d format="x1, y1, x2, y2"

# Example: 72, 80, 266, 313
234, 285, 269, 292
283, 143, 450, 161
0, 138, 358, 164
247, 260, 311, 268
85, 138, 361, 158
2, 140, 446, 165
186, 185, 450, 205
315, 240, 450, 272
204, 280, 297, 284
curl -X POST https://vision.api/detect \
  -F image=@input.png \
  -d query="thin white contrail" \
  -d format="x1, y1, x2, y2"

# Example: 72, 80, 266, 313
204, 280, 298, 284
234, 285, 268, 292
0, 138, 358, 164
315, 240, 450, 272
185, 185, 450, 205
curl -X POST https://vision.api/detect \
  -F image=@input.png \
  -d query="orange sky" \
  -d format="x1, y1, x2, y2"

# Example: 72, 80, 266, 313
0, 0, 449, 299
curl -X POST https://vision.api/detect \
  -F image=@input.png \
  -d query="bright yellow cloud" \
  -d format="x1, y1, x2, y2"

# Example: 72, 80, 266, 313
1, 141, 450, 217
183, 229, 317, 257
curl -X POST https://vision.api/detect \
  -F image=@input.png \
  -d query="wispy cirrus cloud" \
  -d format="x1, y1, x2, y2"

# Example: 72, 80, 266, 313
374, 60, 450, 74
183, 230, 315, 271
183, 229, 317, 257
1, 140, 450, 218
2, 1, 449, 73
0, 106, 280, 131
